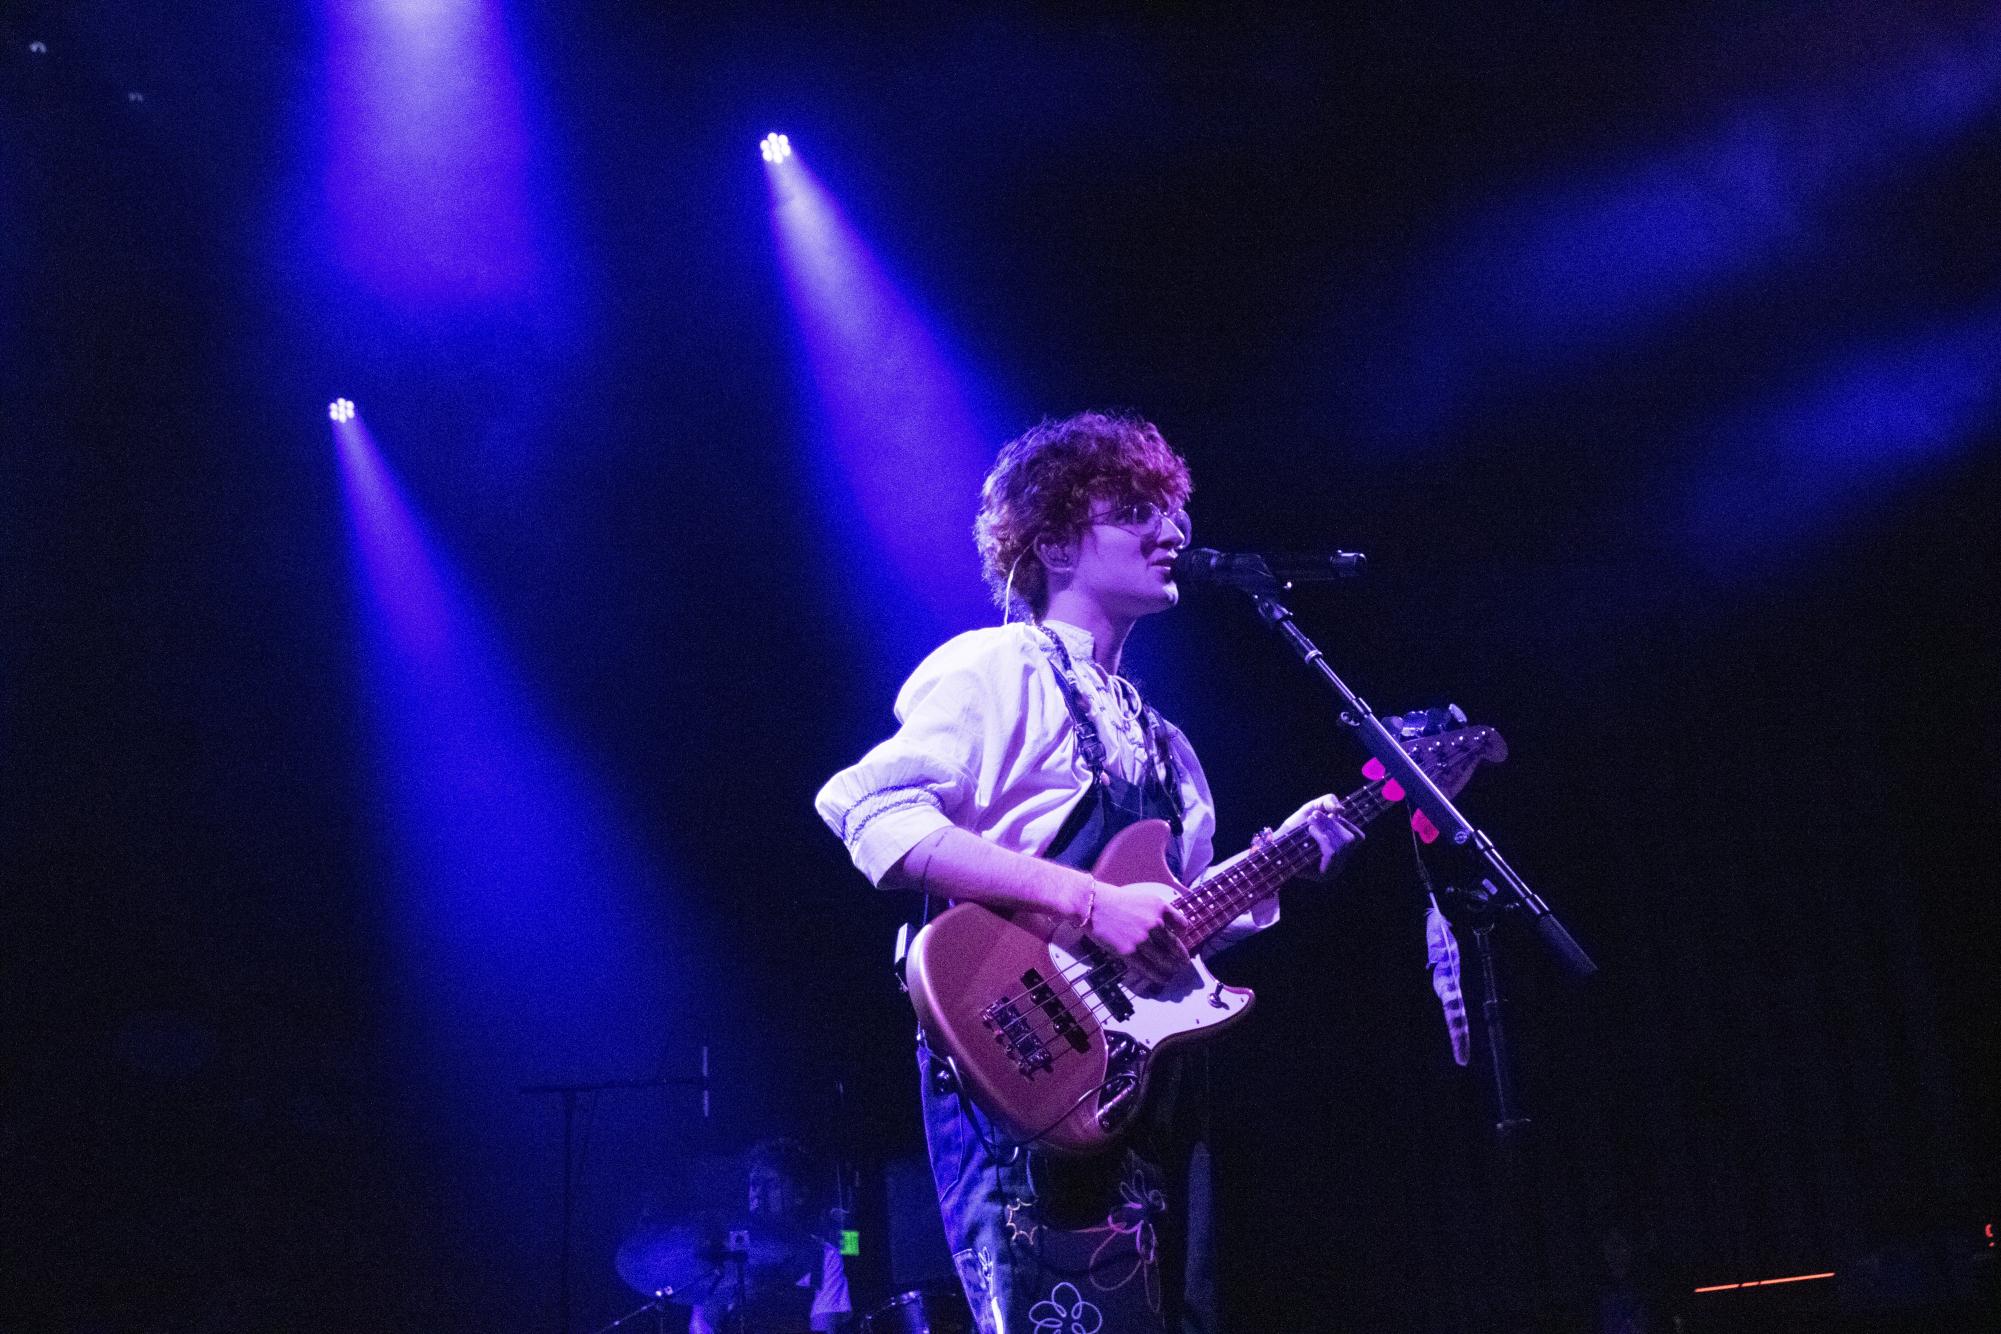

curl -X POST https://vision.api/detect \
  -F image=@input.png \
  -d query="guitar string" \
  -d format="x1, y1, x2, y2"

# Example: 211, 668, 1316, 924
979, 778, 1396, 1019
1010, 774, 1396, 997
977, 834, 1325, 1059
976, 757, 1464, 1056
987, 835, 1314, 1025
974, 782, 1429, 1070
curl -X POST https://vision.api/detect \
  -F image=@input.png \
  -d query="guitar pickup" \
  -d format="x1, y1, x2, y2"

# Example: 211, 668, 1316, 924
1021, 968, 1091, 1055
1072, 943, 1135, 1022
1085, 963, 1134, 1022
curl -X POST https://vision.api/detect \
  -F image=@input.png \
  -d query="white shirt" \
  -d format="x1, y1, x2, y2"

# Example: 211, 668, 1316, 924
815, 619, 1276, 949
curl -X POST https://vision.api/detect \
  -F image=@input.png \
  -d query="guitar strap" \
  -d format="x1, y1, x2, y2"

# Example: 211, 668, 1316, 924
1035, 625, 1186, 833
1034, 625, 1110, 781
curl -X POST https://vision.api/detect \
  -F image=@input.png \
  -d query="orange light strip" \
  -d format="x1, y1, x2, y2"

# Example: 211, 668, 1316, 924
1693, 1271, 1836, 1294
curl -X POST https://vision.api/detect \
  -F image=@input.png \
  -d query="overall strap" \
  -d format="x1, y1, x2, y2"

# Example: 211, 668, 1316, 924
1035, 625, 1108, 782
1144, 705, 1188, 829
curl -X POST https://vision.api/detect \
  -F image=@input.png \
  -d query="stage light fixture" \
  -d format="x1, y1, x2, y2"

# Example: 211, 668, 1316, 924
329, 398, 356, 423
760, 133, 792, 164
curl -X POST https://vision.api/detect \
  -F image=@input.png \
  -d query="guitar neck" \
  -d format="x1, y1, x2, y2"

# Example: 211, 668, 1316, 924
1174, 776, 1400, 953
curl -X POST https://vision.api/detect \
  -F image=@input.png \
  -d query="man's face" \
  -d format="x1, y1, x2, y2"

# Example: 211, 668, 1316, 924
1059, 494, 1192, 621
747, 1166, 802, 1219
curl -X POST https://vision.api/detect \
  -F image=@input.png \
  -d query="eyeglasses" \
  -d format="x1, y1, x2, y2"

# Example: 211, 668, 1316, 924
1089, 498, 1191, 544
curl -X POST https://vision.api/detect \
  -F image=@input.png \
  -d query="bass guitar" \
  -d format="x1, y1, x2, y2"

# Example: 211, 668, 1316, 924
905, 717, 1505, 1156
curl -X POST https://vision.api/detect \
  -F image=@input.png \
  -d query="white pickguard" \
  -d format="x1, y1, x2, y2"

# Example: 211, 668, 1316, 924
1046, 927, 1250, 1051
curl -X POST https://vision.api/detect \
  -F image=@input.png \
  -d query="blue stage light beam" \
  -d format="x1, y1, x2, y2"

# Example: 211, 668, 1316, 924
331, 406, 696, 1309
322, 0, 542, 306
1338, 22, 2001, 444
764, 137, 998, 644
333, 408, 686, 1063
1678, 302, 2001, 572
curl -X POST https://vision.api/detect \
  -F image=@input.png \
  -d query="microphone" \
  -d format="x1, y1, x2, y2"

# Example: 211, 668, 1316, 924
1173, 547, 1367, 588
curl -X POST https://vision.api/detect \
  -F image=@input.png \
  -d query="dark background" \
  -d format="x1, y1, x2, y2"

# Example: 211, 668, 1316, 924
3, 3, 1995, 1331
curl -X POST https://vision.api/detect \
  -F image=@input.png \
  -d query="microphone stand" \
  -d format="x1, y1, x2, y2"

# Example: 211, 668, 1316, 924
1233, 578, 1597, 980
1230, 576, 1595, 1330
1440, 880, 1531, 1143
523, 1049, 711, 1334
1441, 877, 1555, 1329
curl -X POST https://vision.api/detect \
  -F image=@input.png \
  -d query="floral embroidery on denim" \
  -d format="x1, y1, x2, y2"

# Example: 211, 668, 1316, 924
1003, 1196, 1042, 1248
1029, 1281, 1104, 1334
1088, 1163, 1167, 1309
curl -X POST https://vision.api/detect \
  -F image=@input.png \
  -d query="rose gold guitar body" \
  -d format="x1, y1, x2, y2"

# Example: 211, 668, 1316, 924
905, 819, 1247, 1157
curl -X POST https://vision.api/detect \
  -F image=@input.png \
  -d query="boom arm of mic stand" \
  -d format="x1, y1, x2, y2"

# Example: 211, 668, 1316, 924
1244, 584, 1597, 979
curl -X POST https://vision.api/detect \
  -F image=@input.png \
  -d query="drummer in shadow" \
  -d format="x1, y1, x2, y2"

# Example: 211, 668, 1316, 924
688, 1138, 851, 1334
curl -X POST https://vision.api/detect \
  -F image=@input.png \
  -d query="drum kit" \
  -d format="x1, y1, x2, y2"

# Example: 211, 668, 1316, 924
541, 1059, 969, 1334
852, 1286, 971, 1334
601, 1204, 970, 1334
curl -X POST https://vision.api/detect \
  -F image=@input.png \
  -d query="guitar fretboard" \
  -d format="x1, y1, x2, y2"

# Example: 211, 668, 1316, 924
1172, 775, 1401, 952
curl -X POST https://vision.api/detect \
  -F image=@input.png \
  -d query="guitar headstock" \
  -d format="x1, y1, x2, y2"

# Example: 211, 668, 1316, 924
1404, 724, 1508, 799
1363, 706, 1508, 842
1384, 705, 1467, 739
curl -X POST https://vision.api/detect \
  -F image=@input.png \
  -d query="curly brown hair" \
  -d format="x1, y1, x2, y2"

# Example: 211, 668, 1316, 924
975, 410, 1193, 618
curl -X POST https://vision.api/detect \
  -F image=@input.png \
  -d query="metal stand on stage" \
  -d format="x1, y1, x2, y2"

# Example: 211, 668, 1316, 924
1229, 571, 1595, 981
524, 1050, 711, 1334
588, 1290, 680, 1334
1220, 564, 1599, 1327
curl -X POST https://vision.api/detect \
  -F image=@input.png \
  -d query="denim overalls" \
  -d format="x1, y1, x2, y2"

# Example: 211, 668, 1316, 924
919, 628, 1217, 1334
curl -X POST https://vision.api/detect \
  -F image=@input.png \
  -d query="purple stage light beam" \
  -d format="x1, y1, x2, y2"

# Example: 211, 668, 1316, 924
1679, 302, 2001, 571
765, 138, 997, 638
331, 406, 690, 1208
1339, 20, 2001, 444
332, 409, 454, 669
323, 0, 541, 306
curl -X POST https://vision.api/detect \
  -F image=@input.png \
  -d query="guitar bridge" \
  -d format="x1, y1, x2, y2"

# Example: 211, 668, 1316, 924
980, 998, 1051, 1076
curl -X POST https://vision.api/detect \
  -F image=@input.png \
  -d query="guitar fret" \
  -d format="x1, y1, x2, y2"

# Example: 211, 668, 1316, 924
1169, 729, 1495, 952
1178, 826, 1318, 949
1176, 774, 1393, 951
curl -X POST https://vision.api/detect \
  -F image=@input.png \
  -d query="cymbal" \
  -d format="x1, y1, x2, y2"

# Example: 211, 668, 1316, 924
615, 1214, 814, 1298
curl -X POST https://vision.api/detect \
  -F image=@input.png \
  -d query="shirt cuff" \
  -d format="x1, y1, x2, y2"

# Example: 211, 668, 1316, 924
846, 795, 956, 887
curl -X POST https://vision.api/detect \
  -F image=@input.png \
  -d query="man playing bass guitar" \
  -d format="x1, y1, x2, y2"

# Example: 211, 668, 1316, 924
815, 410, 1362, 1334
